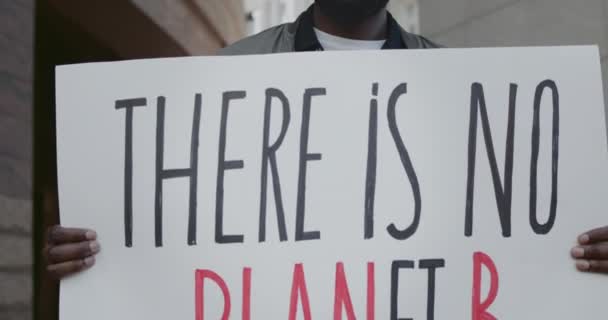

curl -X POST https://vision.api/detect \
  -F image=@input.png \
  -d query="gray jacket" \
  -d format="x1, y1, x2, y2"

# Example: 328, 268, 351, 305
219, 15, 440, 56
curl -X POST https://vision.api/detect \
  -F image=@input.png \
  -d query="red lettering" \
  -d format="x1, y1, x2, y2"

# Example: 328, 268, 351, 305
195, 269, 231, 320
472, 252, 499, 320
289, 263, 312, 320
367, 262, 375, 320
334, 262, 356, 320
242, 267, 251, 320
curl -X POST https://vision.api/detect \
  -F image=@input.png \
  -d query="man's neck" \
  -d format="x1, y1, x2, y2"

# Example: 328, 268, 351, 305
312, 5, 387, 41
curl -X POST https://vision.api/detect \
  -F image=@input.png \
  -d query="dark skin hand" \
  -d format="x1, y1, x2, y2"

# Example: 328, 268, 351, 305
45, 225, 608, 279
571, 226, 608, 273
44, 226, 99, 279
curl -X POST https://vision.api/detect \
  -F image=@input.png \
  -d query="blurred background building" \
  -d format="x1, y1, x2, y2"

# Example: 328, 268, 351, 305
0, 1, 607, 319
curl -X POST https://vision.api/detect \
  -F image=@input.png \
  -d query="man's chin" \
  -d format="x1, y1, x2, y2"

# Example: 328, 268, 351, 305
315, 0, 390, 25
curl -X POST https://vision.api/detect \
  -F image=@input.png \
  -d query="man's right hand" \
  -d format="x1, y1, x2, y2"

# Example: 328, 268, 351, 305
44, 226, 100, 279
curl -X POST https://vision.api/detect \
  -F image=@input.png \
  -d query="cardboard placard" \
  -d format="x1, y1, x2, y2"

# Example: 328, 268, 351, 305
56, 47, 607, 319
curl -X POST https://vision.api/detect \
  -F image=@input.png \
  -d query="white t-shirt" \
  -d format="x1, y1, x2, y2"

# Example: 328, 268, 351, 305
313, 27, 386, 51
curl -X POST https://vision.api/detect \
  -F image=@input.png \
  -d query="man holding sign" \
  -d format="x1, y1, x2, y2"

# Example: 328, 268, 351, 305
46, 0, 608, 319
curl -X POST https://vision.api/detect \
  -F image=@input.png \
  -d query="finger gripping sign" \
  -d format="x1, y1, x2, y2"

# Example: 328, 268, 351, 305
56, 47, 608, 319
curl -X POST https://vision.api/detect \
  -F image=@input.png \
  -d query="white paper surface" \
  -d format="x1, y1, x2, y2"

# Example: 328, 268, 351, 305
56, 46, 608, 319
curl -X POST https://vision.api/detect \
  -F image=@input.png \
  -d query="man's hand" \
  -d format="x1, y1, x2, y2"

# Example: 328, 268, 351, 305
44, 226, 100, 279
571, 226, 608, 274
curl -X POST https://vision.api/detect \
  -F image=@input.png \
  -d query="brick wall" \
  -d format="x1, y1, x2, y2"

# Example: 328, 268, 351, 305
0, 1, 34, 320
419, 0, 608, 141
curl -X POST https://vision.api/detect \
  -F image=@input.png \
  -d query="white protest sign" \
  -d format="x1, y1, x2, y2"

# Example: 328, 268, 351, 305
56, 47, 608, 319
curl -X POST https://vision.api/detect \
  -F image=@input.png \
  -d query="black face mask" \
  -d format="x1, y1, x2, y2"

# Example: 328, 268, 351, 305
315, 0, 390, 25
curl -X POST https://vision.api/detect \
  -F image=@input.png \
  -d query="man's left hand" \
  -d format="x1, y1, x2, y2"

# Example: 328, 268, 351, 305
571, 226, 608, 274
